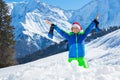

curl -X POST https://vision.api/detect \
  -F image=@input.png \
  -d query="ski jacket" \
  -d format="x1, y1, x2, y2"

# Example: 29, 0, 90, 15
53, 21, 96, 58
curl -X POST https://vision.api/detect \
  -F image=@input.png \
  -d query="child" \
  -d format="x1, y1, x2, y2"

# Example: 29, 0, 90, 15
45, 14, 100, 68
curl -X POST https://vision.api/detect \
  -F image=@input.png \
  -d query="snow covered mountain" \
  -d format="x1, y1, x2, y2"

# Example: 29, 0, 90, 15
7, 0, 120, 58
0, 29, 120, 80
8, 0, 71, 58
69, 0, 120, 29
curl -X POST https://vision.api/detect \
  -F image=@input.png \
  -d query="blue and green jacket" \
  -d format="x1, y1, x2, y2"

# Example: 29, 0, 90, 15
53, 21, 96, 58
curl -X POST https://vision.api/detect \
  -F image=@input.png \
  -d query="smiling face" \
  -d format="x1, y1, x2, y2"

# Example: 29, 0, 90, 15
71, 27, 80, 34
72, 22, 82, 34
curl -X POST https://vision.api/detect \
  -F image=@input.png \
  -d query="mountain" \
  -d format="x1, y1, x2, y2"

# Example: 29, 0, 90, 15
69, 0, 120, 29
0, 29, 120, 80
7, 0, 120, 58
8, 0, 71, 58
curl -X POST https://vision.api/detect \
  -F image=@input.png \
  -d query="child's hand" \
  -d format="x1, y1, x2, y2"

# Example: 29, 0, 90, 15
45, 20, 53, 26
95, 13, 100, 20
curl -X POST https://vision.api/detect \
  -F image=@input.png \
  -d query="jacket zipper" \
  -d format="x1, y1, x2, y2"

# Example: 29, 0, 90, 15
76, 34, 78, 58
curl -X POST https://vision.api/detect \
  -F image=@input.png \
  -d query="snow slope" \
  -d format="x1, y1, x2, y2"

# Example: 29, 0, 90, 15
0, 29, 120, 80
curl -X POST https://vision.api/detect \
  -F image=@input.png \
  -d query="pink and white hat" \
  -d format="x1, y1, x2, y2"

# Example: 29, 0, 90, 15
72, 22, 83, 31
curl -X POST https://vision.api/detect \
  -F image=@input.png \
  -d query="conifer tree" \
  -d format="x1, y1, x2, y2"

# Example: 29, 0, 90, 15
0, 0, 16, 68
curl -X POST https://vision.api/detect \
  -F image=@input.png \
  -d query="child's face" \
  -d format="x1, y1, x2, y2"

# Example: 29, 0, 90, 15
71, 27, 80, 34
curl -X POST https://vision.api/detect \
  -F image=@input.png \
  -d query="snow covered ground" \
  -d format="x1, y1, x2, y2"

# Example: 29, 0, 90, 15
0, 29, 120, 80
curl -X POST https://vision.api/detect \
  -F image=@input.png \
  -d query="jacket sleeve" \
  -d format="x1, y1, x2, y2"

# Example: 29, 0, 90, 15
53, 25, 70, 39
82, 21, 96, 40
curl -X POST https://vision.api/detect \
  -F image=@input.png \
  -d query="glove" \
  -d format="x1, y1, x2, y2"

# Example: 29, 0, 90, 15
93, 19, 101, 32
48, 24, 55, 39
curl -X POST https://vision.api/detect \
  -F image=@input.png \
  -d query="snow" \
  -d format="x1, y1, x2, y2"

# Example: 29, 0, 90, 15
3, 1, 120, 78
0, 29, 120, 80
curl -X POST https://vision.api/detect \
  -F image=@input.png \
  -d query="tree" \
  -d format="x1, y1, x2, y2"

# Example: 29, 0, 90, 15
0, 0, 16, 68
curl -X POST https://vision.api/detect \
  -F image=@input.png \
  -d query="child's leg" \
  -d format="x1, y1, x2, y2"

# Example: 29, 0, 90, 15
68, 58, 73, 63
68, 58, 77, 63
78, 57, 89, 68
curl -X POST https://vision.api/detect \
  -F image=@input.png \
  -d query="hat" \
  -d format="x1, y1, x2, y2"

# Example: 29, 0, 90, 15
72, 22, 82, 30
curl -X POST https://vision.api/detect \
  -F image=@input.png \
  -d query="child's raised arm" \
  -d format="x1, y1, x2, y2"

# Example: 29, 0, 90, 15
82, 14, 100, 40
45, 20, 70, 39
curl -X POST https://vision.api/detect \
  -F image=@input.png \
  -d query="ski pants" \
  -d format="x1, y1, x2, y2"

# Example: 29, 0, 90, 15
68, 57, 89, 68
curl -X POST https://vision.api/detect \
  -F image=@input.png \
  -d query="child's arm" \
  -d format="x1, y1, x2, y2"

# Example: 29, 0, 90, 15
82, 20, 96, 39
53, 24, 70, 39
45, 20, 69, 39
82, 14, 100, 39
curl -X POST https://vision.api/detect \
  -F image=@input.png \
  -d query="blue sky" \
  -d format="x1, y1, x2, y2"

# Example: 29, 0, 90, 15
4, 0, 91, 10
